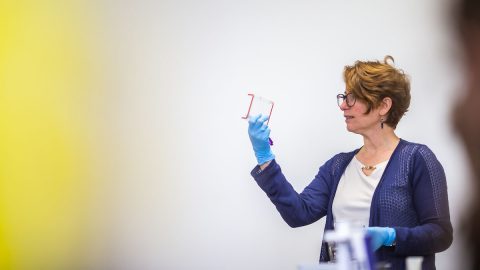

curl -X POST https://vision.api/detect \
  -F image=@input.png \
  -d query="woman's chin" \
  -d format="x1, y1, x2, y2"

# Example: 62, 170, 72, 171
346, 125, 360, 134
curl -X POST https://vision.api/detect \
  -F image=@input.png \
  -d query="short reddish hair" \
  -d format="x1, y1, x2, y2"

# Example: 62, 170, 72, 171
343, 56, 411, 129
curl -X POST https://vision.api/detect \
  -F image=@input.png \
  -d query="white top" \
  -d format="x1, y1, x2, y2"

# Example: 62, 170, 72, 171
332, 156, 389, 228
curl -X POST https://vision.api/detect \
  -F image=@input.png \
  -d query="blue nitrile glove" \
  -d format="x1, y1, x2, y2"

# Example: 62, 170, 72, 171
248, 114, 275, 165
366, 227, 396, 251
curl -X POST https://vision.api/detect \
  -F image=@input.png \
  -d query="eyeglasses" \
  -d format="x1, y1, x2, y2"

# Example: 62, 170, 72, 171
336, 93, 356, 107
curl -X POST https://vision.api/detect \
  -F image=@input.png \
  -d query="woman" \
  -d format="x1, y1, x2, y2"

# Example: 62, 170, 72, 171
247, 56, 453, 269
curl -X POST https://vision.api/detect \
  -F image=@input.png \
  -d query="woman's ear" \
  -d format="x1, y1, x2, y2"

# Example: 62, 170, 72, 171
380, 97, 393, 116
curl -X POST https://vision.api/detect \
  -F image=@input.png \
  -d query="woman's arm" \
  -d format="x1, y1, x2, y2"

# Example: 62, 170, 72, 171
251, 158, 334, 228
393, 145, 453, 256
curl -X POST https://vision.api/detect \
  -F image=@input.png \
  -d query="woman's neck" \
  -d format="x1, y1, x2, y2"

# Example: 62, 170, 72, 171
360, 128, 400, 157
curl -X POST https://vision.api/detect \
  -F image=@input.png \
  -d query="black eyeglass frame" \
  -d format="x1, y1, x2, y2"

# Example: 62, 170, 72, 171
336, 93, 356, 107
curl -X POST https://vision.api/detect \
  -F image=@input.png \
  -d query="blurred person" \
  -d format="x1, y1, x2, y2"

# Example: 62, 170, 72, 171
247, 56, 453, 269
453, 0, 480, 268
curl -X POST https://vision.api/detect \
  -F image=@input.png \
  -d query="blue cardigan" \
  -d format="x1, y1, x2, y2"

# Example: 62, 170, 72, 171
251, 139, 452, 270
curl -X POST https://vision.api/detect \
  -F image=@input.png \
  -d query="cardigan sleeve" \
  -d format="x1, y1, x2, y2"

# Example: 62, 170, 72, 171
393, 145, 453, 256
251, 158, 334, 228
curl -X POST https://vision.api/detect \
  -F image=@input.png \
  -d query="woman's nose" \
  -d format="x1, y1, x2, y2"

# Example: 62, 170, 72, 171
339, 100, 348, 110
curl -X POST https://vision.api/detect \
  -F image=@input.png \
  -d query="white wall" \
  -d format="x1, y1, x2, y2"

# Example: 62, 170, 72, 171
91, 0, 472, 269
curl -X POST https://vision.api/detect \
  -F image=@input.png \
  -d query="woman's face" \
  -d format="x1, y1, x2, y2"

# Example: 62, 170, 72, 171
339, 94, 382, 134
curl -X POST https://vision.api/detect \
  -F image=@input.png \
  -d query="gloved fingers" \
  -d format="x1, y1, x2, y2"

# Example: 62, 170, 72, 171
249, 114, 269, 130
250, 127, 271, 144
366, 227, 395, 250
256, 116, 270, 133
258, 114, 269, 124
366, 227, 382, 232
248, 114, 262, 125
259, 122, 269, 131
257, 125, 270, 139
366, 227, 383, 238
262, 127, 271, 139
264, 127, 271, 138
367, 227, 389, 237
251, 128, 269, 141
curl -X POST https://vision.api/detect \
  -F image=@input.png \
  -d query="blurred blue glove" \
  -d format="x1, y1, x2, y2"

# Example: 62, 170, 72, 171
248, 114, 275, 165
366, 227, 396, 251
